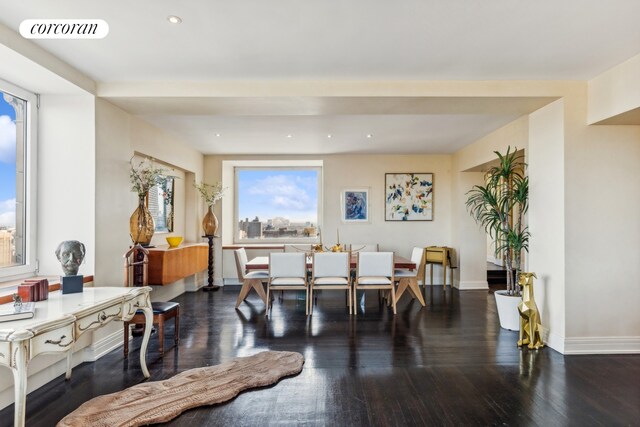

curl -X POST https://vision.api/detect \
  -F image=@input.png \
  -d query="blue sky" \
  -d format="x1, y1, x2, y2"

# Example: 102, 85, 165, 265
237, 169, 318, 224
0, 92, 17, 227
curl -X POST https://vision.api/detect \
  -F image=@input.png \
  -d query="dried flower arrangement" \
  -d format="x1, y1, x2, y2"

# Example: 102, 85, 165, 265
194, 181, 226, 206
129, 157, 169, 196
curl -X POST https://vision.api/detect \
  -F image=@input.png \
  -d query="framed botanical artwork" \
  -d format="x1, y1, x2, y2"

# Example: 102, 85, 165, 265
341, 188, 370, 223
385, 173, 433, 221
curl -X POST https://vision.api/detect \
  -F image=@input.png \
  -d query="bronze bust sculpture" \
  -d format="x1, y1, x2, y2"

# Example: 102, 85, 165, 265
55, 240, 86, 276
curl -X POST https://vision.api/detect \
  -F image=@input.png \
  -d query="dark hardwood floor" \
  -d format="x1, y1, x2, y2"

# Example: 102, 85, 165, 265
2, 286, 639, 426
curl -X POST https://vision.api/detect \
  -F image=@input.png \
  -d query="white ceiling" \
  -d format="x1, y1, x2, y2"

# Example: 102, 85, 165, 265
1, 0, 639, 154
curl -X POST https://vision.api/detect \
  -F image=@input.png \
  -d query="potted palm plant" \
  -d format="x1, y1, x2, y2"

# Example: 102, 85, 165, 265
465, 147, 529, 330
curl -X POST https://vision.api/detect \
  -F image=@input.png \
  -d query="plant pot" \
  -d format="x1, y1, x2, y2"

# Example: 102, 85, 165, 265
129, 194, 154, 246
202, 205, 219, 236
494, 290, 520, 331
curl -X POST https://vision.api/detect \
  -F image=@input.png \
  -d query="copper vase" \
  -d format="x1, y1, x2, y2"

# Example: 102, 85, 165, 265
202, 205, 219, 236
129, 194, 155, 245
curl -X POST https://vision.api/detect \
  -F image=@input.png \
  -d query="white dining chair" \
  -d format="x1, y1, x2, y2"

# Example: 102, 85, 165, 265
393, 247, 426, 306
310, 252, 352, 315
267, 252, 309, 316
234, 248, 269, 308
354, 252, 396, 315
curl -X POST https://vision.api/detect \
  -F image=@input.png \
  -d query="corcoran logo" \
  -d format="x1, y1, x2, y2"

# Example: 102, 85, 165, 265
19, 19, 109, 39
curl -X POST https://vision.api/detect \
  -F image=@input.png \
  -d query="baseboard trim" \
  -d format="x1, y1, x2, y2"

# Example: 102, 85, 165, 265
83, 328, 124, 362
457, 280, 489, 290
563, 336, 640, 355
540, 326, 565, 354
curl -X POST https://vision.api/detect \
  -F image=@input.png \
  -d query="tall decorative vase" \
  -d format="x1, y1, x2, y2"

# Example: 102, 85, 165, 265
129, 194, 155, 246
202, 205, 219, 236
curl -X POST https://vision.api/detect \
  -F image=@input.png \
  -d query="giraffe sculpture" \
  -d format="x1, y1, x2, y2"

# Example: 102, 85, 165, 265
517, 272, 544, 350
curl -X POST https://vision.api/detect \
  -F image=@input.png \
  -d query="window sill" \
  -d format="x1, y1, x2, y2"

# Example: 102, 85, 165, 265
0, 275, 94, 305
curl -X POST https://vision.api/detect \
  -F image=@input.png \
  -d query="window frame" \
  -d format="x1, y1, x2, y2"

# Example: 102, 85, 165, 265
0, 78, 38, 281
232, 163, 323, 244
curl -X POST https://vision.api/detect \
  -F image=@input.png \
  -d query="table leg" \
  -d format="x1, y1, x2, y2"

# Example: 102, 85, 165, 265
12, 341, 28, 427
430, 264, 434, 287
139, 306, 153, 378
443, 261, 447, 290
65, 350, 73, 380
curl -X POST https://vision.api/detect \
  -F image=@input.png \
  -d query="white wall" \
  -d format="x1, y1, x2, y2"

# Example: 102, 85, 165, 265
564, 87, 640, 353
450, 165, 488, 290
94, 99, 131, 287
454, 115, 529, 173
588, 53, 640, 124
37, 94, 96, 277
94, 99, 204, 289
528, 99, 566, 352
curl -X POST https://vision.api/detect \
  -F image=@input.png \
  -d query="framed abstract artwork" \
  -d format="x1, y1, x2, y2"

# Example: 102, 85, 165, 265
385, 173, 433, 221
341, 188, 370, 223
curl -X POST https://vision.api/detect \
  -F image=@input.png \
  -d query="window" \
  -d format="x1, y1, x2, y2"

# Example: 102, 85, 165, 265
235, 166, 322, 243
0, 79, 37, 280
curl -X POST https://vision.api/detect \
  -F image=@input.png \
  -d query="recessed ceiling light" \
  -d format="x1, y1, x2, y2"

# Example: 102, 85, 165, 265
167, 15, 182, 24
287, 134, 293, 138
327, 134, 332, 138
366, 134, 373, 138
215, 133, 221, 137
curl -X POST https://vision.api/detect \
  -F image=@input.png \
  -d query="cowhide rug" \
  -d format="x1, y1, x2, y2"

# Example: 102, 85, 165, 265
57, 350, 304, 427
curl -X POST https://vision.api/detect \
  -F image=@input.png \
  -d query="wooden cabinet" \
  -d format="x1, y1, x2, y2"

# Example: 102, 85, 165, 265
147, 243, 208, 285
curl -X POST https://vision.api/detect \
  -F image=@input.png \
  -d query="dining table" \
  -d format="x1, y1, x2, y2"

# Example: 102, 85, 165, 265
245, 254, 425, 306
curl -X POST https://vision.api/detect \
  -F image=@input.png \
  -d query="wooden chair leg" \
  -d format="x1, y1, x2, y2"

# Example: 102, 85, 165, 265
253, 280, 268, 305
158, 318, 164, 356
123, 322, 130, 357
353, 286, 357, 315
174, 308, 180, 346
235, 280, 251, 308
408, 278, 425, 306
266, 285, 271, 317
305, 288, 309, 315
390, 286, 397, 315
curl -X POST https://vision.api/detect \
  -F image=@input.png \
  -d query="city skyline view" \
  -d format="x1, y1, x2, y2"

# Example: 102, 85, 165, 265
237, 169, 319, 224
0, 92, 17, 229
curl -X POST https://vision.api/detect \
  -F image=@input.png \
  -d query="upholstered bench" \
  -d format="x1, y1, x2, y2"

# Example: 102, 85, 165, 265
123, 301, 180, 357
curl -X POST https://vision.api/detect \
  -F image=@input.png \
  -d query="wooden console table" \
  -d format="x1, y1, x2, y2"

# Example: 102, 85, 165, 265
147, 243, 208, 285
0, 286, 153, 427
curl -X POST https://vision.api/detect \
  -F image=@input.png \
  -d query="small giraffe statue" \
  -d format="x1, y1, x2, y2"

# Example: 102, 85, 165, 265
517, 272, 544, 350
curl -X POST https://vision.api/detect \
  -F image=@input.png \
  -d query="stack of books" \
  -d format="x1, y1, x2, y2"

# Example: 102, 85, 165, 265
0, 302, 36, 323
17, 279, 49, 302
